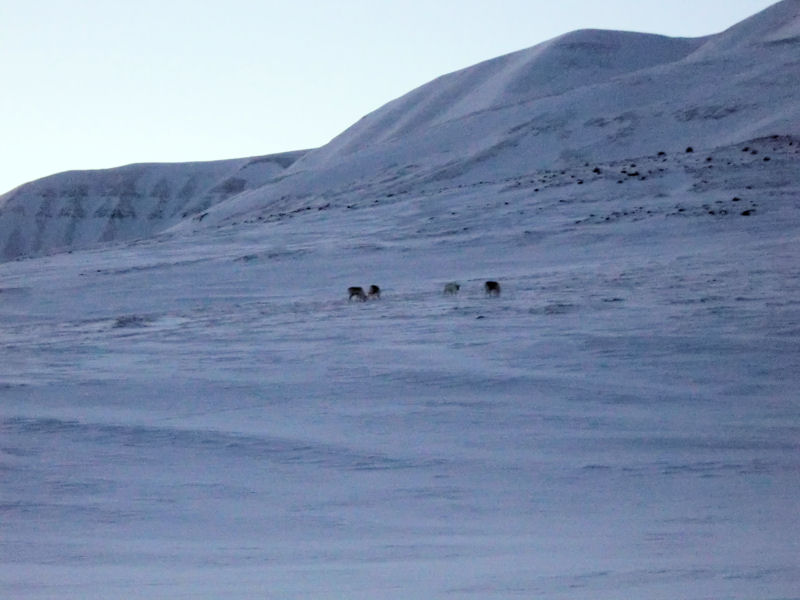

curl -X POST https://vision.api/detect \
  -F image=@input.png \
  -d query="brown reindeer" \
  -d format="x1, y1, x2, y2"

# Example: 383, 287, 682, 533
368, 285, 381, 299
348, 286, 367, 301
443, 282, 460, 295
484, 280, 501, 296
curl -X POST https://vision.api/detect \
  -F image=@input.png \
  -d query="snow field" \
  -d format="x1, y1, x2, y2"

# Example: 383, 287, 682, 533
2, 136, 799, 598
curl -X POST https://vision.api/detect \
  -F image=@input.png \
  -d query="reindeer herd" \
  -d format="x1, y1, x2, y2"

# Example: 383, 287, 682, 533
348, 281, 500, 301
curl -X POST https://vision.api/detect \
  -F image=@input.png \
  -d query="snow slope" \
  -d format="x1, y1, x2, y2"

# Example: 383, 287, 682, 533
1, 2, 799, 599
3, 1, 799, 260
181, 0, 800, 229
1, 133, 798, 599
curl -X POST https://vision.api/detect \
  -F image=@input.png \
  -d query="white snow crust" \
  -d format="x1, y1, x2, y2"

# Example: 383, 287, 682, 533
1, 2, 799, 598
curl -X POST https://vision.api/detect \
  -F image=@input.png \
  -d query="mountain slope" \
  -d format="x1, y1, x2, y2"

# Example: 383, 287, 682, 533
185, 0, 799, 228
1, 1, 799, 259
1, 130, 798, 600
0, 150, 306, 261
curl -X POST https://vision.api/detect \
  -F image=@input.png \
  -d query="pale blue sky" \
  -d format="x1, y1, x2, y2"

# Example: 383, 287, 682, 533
0, 0, 778, 194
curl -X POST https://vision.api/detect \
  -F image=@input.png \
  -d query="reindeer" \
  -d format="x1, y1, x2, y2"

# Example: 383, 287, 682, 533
484, 280, 501, 296
348, 286, 367, 301
368, 285, 381, 299
443, 282, 460, 295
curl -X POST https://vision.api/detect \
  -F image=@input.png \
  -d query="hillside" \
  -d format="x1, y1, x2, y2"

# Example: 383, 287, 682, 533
2, 0, 799, 260
181, 0, 800, 229
2, 129, 798, 599
0, 150, 306, 261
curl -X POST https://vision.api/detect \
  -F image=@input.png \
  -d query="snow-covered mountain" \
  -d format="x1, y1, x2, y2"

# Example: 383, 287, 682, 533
174, 0, 800, 229
2, 0, 799, 260
0, 150, 306, 261
2, 3, 799, 599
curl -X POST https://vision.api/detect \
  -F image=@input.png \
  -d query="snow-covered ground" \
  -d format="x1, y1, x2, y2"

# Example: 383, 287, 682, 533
2, 134, 798, 599
1, 2, 799, 598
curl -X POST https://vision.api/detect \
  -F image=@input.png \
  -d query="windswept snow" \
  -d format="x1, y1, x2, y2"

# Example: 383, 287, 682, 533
1, 2, 799, 599
2, 133, 798, 599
